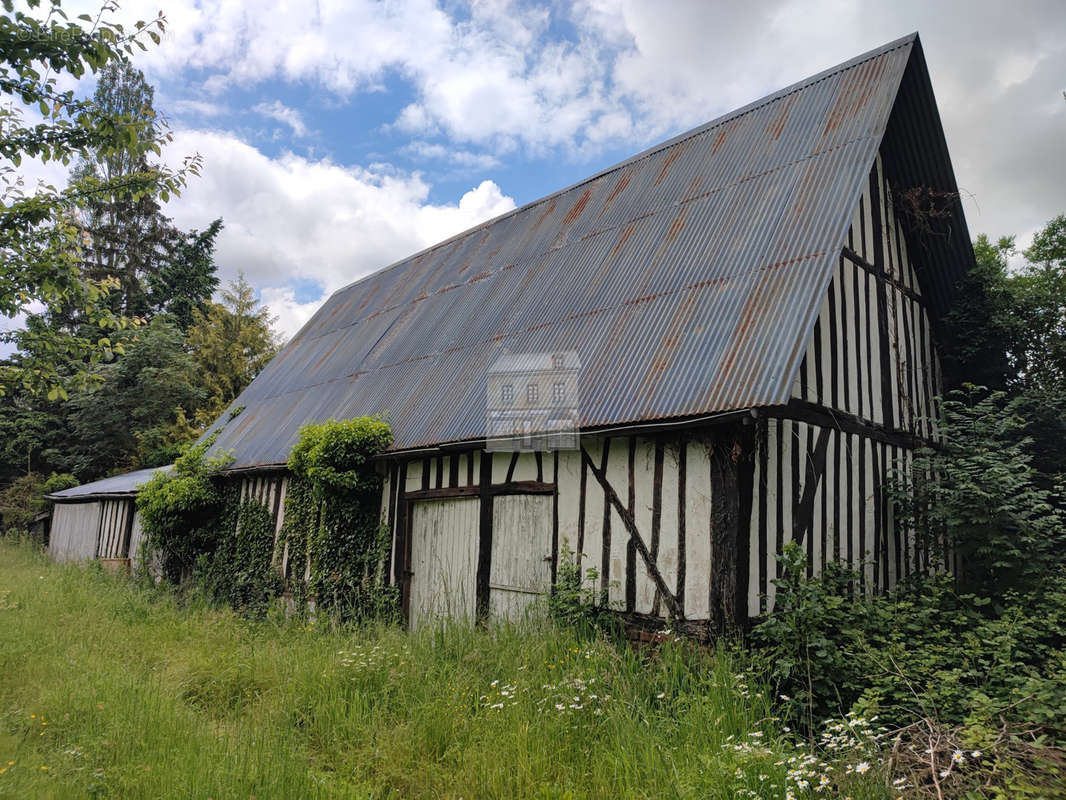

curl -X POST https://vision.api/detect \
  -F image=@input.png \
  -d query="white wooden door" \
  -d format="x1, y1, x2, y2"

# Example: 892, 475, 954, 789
408, 498, 479, 629
489, 495, 553, 620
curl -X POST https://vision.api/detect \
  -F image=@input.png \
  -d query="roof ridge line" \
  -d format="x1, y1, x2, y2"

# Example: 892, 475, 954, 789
301, 126, 891, 346
323, 33, 917, 302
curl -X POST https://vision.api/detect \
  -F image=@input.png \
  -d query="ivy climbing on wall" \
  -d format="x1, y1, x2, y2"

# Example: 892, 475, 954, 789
200, 496, 282, 616
136, 417, 394, 620
281, 417, 395, 619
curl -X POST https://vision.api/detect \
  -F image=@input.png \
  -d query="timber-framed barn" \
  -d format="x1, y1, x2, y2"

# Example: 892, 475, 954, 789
49, 34, 972, 635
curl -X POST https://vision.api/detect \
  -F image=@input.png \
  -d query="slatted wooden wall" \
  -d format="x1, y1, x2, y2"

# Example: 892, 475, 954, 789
792, 152, 941, 437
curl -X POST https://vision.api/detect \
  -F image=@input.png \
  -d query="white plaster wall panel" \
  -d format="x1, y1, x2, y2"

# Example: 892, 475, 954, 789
555, 449, 581, 561
686, 440, 713, 621
405, 460, 423, 493
656, 441, 681, 617
631, 438, 657, 616
579, 438, 605, 597
605, 438, 630, 608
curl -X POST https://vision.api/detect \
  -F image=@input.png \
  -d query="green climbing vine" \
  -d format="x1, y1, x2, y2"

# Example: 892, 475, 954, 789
136, 416, 393, 620
200, 496, 281, 616
281, 417, 395, 620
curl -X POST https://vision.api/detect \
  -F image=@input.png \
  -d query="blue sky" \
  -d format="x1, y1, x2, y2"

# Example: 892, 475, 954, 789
22, 0, 1066, 338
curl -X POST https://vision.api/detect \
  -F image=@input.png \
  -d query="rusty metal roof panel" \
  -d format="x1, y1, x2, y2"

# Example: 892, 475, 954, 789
48, 465, 172, 499
197, 33, 971, 469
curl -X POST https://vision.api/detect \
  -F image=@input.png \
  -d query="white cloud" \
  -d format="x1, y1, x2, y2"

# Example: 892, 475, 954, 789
94, 0, 1064, 246
401, 141, 501, 170
258, 286, 320, 341
15, 0, 1066, 297
170, 99, 227, 118
164, 130, 516, 337
252, 100, 309, 138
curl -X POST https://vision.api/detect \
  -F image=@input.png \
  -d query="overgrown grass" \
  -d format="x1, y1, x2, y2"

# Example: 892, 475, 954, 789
0, 540, 891, 799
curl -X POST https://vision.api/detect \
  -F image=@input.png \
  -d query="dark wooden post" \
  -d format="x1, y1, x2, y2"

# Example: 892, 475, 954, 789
475, 451, 494, 623
709, 420, 756, 633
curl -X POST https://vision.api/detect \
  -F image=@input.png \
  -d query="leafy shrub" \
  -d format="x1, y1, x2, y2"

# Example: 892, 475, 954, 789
287, 417, 392, 491
892, 386, 1066, 595
0, 472, 77, 534
42, 472, 78, 495
749, 543, 873, 729
136, 434, 232, 582
752, 550, 1066, 742
0, 473, 44, 533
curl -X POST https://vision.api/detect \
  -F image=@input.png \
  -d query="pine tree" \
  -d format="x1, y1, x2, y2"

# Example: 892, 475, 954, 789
68, 61, 178, 322
187, 273, 280, 424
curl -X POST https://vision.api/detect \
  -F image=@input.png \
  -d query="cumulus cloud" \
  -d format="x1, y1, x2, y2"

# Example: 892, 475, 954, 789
401, 141, 501, 170
164, 130, 516, 337
252, 100, 309, 138
92, 0, 1063, 250
10, 0, 1065, 354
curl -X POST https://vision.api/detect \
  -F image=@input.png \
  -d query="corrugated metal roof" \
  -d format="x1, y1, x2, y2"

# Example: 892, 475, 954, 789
199, 32, 969, 469
48, 465, 172, 500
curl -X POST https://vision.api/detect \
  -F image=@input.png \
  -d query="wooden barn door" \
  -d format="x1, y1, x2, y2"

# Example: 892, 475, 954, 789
408, 498, 479, 629
489, 494, 553, 620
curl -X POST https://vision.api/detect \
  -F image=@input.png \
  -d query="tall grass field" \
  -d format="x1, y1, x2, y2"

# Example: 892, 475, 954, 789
0, 540, 892, 799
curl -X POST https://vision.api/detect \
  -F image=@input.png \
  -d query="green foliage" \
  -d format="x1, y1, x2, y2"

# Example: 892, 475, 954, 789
282, 417, 395, 619
42, 472, 78, 495
65, 61, 175, 324
65, 315, 205, 475
200, 498, 281, 617
946, 215, 1066, 404
287, 417, 392, 491
892, 386, 1065, 595
753, 378, 1066, 752
0, 472, 45, 533
749, 543, 865, 729
147, 219, 222, 330
0, 471, 77, 534
547, 542, 620, 637
135, 434, 232, 582
942, 233, 1020, 389
1012, 214, 1066, 400
185, 273, 280, 428
0, 0, 200, 398
753, 556, 1066, 749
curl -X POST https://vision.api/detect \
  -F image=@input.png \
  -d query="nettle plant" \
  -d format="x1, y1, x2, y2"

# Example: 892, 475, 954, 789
281, 417, 396, 619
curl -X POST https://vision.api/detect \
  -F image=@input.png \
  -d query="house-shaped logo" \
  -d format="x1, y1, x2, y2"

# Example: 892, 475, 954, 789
486, 350, 580, 451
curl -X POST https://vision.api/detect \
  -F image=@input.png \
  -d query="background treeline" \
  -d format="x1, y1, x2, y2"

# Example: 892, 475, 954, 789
0, 62, 278, 529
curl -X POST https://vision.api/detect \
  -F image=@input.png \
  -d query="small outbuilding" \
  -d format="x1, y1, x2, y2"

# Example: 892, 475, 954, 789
46, 466, 169, 569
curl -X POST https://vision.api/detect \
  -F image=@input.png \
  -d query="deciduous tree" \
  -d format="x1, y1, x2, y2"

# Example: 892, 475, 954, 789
0, 0, 198, 398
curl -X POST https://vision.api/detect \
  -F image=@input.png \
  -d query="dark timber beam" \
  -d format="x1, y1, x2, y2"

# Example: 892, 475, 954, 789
708, 423, 755, 633
767, 398, 929, 450
841, 246, 925, 307
475, 452, 494, 622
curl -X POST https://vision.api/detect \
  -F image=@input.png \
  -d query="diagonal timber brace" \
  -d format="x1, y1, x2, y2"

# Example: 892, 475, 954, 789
580, 446, 684, 620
